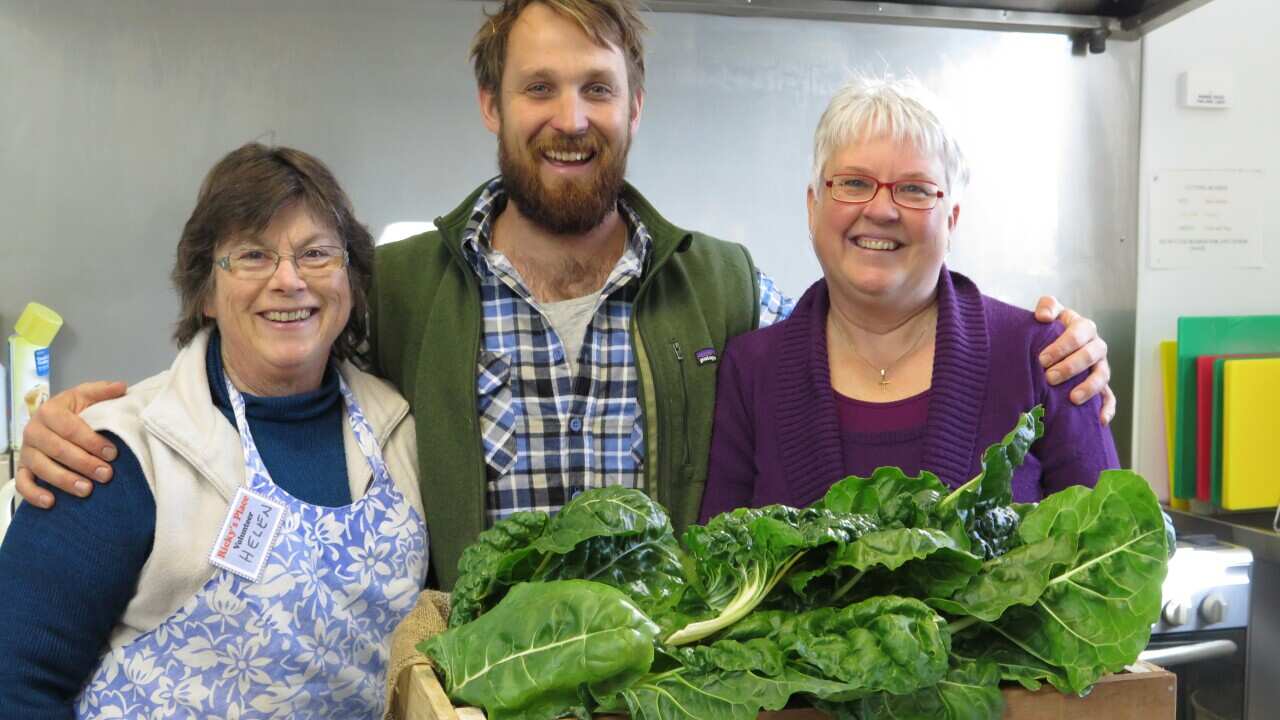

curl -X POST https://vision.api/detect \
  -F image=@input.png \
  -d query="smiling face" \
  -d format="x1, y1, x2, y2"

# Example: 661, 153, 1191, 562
204, 201, 352, 394
808, 134, 959, 311
480, 2, 643, 235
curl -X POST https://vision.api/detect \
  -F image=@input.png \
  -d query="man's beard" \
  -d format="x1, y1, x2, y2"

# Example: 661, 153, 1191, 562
498, 126, 629, 236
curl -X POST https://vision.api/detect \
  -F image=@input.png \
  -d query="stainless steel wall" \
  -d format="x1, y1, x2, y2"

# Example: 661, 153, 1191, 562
0, 0, 1140, 460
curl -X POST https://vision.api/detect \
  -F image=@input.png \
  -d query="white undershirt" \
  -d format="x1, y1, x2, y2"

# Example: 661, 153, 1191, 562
540, 290, 604, 377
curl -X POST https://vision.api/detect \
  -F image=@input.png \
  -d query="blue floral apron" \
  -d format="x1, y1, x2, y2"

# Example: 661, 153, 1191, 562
77, 377, 427, 719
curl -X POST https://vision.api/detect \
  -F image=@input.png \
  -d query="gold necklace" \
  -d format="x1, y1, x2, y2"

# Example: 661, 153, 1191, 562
831, 307, 935, 391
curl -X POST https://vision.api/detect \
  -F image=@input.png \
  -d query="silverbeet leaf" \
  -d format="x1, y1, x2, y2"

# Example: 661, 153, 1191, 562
421, 580, 659, 720
827, 659, 1004, 720
598, 601, 954, 720
531, 485, 672, 555
784, 527, 982, 606
450, 488, 686, 628
537, 519, 687, 617
937, 406, 1044, 559
595, 666, 845, 720
721, 596, 952, 699
946, 470, 1169, 694
449, 511, 550, 628
928, 532, 1076, 622
533, 487, 688, 618
818, 467, 952, 530
951, 630, 1070, 692
666, 506, 877, 645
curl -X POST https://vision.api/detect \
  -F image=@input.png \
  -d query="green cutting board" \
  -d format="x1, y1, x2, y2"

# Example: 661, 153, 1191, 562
1174, 315, 1280, 499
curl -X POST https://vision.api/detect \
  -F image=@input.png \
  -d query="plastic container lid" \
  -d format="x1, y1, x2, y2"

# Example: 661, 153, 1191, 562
14, 302, 63, 347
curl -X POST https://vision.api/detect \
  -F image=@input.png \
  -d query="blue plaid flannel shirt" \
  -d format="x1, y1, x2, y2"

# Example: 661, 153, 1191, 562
461, 179, 794, 524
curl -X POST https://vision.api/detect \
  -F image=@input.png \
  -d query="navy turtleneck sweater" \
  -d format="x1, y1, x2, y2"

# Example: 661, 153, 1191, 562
0, 332, 349, 717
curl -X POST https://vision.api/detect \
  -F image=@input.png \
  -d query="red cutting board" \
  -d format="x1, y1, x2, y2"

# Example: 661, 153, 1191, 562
1196, 356, 1217, 501
1196, 352, 1280, 501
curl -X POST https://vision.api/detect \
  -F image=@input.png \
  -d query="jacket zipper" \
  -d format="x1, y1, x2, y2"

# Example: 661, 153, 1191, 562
670, 340, 692, 477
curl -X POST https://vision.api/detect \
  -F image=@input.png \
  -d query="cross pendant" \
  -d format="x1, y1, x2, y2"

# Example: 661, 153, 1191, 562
878, 369, 889, 390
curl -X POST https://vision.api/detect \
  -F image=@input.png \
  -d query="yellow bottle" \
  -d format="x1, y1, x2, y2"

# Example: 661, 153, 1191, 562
8, 303, 63, 452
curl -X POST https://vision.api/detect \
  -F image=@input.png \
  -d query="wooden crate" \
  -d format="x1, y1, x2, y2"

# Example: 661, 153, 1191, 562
392, 662, 1175, 720
1000, 663, 1176, 720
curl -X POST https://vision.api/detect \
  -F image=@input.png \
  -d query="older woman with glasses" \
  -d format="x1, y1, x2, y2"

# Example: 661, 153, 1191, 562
699, 77, 1119, 520
0, 144, 426, 718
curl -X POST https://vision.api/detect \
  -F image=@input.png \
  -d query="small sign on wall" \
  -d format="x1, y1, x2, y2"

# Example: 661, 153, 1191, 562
1148, 169, 1265, 270
1178, 71, 1232, 109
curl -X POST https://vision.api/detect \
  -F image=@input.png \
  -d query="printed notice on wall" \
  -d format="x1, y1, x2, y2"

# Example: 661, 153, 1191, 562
1149, 169, 1266, 269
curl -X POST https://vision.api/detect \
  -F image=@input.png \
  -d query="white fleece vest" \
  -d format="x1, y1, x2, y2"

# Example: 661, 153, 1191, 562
79, 328, 423, 652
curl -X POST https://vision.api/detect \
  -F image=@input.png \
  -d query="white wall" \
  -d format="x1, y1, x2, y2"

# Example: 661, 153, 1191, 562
1133, 0, 1280, 500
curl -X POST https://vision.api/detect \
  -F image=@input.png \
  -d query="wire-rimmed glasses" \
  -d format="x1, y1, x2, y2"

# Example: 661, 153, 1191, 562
215, 246, 348, 280
824, 174, 945, 210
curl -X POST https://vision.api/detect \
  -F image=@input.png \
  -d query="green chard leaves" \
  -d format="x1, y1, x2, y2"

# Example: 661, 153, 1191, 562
425, 407, 1169, 720
830, 658, 1005, 720
447, 487, 686, 629
423, 580, 659, 720
941, 470, 1169, 694
665, 505, 877, 645
937, 406, 1044, 560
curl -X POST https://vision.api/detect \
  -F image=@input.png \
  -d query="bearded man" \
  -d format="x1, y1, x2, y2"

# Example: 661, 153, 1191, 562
16, 0, 1114, 589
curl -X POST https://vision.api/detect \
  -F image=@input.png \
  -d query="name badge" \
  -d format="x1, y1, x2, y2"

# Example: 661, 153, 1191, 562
209, 487, 285, 582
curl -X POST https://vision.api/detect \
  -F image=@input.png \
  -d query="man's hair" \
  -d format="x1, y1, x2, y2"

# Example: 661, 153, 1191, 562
471, 0, 648, 97
811, 74, 969, 202
171, 143, 374, 360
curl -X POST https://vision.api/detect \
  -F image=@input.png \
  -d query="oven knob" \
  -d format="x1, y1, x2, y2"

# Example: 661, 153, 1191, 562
1162, 600, 1190, 627
1199, 593, 1228, 625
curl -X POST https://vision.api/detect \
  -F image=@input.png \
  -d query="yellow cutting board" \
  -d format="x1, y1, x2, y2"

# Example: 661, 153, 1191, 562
1221, 357, 1280, 510
1159, 341, 1189, 510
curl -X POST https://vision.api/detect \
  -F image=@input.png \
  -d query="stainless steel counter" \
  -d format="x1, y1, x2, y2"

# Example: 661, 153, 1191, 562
1167, 508, 1280, 564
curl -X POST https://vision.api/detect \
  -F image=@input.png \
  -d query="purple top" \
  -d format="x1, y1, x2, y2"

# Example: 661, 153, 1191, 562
836, 390, 929, 479
836, 389, 930, 433
699, 268, 1119, 522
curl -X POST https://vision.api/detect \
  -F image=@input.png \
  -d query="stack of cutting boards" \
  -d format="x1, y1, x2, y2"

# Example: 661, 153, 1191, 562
1165, 315, 1280, 510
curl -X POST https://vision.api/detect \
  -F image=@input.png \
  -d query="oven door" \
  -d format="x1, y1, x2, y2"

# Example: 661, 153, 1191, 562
1140, 627, 1247, 720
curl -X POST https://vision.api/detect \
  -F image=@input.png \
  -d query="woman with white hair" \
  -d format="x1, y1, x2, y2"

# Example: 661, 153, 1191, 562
699, 76, 1118, 519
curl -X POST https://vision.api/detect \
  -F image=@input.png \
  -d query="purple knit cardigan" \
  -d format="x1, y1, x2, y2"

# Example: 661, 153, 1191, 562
699, 267, 1119, 521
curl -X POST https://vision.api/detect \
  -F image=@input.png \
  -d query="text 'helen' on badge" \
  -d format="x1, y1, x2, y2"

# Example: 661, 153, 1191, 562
209, 487, 286, 582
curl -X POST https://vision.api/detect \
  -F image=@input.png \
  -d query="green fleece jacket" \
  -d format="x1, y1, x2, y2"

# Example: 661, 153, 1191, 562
370, 180, 760, 589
